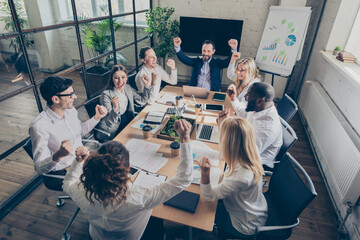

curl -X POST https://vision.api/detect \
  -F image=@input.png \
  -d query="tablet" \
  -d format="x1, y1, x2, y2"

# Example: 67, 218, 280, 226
212, 93, 226, 102
204, 104, 224, 111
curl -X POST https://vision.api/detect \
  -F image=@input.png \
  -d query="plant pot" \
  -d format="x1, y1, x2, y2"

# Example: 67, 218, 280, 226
333, 50, 340, 56
80, 66, 111, 98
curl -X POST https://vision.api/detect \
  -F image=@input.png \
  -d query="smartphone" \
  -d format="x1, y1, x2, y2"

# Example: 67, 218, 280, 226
212, 93, 226, 102
204, 104, 224, 111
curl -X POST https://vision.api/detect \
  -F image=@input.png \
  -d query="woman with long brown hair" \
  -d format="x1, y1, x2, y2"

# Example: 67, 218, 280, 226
199, 117, 267, 237
63, 119, 194, 240
96, 64, 155, 142
227, 52, 261, 107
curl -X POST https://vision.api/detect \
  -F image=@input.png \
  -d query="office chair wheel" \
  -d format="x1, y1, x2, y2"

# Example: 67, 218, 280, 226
61, 233, 71, 240
57, 198, 65, 207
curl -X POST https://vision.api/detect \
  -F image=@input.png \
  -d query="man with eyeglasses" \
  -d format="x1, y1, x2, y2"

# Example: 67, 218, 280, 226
29, 76, 107, 191
219, 82, 282, 171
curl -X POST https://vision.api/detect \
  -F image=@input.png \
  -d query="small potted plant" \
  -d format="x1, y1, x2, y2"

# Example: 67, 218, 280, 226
333, 46, 341, 56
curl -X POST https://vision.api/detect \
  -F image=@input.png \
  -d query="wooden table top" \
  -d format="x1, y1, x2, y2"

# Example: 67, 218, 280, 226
113, 85, 233, 231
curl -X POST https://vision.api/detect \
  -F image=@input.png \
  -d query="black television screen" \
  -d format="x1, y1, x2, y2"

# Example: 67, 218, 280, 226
179, 16, 243, 56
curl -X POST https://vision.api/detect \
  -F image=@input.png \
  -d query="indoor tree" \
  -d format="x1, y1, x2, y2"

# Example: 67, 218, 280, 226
145, 7, 179, 67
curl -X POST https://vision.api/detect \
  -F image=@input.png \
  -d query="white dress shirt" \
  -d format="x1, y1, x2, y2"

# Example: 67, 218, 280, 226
63, 143, 193, 240
231, 100, 283, 168
201, 164, 268, 235
197, 58, 212, 90
135, 65, 177, 98
29, 107, 99, 174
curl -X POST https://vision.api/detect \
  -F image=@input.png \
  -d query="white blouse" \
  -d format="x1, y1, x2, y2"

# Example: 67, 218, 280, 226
200, 165, 268, 235
63, 143, 193, 240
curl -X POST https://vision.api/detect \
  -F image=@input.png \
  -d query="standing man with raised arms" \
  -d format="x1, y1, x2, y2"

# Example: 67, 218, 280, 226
173, 37, 238, 91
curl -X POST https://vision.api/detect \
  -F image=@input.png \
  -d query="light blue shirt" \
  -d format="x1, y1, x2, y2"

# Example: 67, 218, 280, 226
197, 58, 212, 90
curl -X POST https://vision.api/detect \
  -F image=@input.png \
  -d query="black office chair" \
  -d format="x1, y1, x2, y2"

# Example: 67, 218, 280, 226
128, 72, 146, 113
276, 94, 298, 123
218, 153, 317, 240
23, 138, 98, 240
276, 117, 298, 162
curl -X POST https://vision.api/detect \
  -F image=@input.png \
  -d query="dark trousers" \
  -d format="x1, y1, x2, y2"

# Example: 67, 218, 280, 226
141, 217, 164, 240
43, 169, 67, 191
215, 200, 254, 239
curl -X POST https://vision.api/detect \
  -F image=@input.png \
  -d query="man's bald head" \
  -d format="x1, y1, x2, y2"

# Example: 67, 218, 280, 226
250, 82, 275, 102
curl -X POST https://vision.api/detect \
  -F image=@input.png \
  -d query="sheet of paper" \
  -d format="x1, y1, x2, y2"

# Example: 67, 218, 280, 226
133, 171, 167, 188
131, 118, 163, 134
156, 93, 177, 105
125, 138, 160, 156
191, 141, 220, 166
130, 151, 168, 173
203, 116, 217, 125
192, 165, 222, 185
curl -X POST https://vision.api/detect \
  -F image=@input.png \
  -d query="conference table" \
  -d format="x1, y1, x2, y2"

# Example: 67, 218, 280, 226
113, 85, 234, 238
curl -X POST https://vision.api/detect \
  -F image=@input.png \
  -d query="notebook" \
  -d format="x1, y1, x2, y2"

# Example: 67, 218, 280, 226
196, 123, 220, 144
164, 190, 200, 213
144, 111, 166, 124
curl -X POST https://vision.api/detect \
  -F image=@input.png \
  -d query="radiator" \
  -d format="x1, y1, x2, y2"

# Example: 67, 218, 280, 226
299, 81, 360, 209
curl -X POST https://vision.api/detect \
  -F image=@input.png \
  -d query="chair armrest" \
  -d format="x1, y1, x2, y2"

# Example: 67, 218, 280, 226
264, 171, 273, 176
93, 128, 111, 137
256, 218, 299, 233
42, 173, 66, 179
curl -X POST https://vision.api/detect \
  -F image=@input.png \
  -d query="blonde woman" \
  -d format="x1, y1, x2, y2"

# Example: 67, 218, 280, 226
227, 52, 261, 107
199, 117, 267, 237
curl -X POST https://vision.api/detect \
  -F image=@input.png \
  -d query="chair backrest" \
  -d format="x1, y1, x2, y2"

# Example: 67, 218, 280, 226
276, 94, 298, 123
128, 73, 138, 91
84, 95, 101, 119
262, 153, 317, 239
276, 117, 298, 161
23, 138, 33, 159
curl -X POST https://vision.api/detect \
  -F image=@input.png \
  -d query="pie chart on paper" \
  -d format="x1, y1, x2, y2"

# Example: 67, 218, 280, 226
285, 34, 296, 46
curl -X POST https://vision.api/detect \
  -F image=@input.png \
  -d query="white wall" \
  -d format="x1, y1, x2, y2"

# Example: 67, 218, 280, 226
301, 0, 360, 238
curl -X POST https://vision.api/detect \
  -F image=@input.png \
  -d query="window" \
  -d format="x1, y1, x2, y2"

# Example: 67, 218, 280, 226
345, 7, 360, 65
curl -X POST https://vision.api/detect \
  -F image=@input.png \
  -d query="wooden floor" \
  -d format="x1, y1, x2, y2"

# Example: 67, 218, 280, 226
0, 110, 341, 239
0, 65, 89, 206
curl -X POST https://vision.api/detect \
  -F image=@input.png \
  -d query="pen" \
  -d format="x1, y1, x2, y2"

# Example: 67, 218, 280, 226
180, 103, 186, 113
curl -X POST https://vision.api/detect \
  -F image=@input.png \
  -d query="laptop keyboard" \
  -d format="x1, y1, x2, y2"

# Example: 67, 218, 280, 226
199, 125, 213, 140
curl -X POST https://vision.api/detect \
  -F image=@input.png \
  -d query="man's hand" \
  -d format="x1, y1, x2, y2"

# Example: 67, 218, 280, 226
226, 84, 237, 102
230, 52, 241, 64
173, 119, 192, 143
198, 157, 211, 184
94, 105, 107, 121
217, 108, 230, 127
142, 74, 152, 87
151, 72, 157, 86
167, 59, 176, 71
53, 140, 73, 162
173, 37, 182, 47
111, 96, 119, 112
75, 146, 89, 163
228, 39, 238, 50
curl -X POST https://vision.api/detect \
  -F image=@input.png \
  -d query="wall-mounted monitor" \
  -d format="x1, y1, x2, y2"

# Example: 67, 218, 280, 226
179, 16, 243, 56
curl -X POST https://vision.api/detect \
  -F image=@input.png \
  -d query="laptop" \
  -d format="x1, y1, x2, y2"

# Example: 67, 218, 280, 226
183, 86, 209, 99
196, 123, 220, 144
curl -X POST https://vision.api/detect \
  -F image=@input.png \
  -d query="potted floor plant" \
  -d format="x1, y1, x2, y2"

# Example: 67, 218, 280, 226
80, 18, 127, 97
0, 1, 34, 62
145, 7, 179, 67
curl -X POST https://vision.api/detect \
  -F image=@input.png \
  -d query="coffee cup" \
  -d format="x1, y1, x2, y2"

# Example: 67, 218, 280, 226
170, 141, 180, 157
195, 103, 202, 115
142, 125, 152, 139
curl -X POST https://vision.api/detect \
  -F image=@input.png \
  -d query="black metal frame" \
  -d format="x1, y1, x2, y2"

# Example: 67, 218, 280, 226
0, 0, 153, 218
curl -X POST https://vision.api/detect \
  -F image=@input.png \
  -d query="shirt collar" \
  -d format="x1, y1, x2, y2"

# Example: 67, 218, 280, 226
45, 106, 69, 120
252, 102, 275, 118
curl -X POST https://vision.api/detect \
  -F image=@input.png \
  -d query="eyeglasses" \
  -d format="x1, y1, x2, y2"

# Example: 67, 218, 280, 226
56, 88, 76, 99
